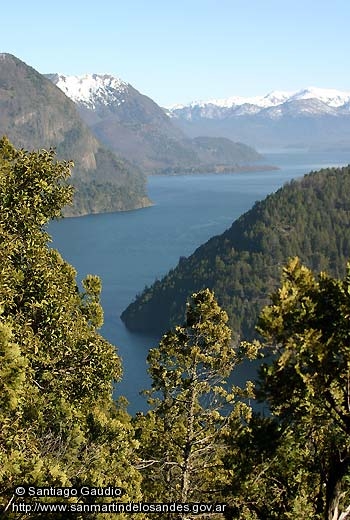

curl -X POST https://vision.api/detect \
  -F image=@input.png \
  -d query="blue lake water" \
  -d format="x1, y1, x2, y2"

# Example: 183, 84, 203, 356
49, 151, 350, 413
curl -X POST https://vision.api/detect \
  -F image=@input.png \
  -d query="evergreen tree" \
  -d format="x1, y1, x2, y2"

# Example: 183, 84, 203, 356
257, 257, 350, 520
225, 258, 350, 520
135, 289, 256, 517
0, 138, 142, 519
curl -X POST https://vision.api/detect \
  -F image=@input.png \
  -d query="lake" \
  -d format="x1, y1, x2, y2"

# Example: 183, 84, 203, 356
49, 150, 350, 413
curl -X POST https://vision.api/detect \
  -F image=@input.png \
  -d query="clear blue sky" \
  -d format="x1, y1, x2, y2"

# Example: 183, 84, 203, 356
2, 0, 349, 106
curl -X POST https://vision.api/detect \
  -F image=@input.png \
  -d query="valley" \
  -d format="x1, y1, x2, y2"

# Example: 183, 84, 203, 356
49, 149, 350, 413
2, 46, 350, 519
48, 73, 265, 175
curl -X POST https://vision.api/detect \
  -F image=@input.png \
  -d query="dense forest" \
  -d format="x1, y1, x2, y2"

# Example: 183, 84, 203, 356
1, 139, 349, 519
121, 164, 350, 341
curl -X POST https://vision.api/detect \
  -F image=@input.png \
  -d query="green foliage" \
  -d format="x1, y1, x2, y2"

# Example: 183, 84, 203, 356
67, 177, 150, 217
223, 415, 326, 519
0, 138, 142, 519
122, 165, 350, 342
225, 258, 350, 519
257, 258, 350, 519
4, 133, 350, 519
135, 289, 256, 517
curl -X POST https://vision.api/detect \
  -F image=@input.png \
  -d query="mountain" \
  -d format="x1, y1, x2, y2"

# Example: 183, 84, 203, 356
47, 73, 265, 173
167, 87, 350, 149
121, 165, 350, 340
169, 87, 350, 114
0, 54, 151, 216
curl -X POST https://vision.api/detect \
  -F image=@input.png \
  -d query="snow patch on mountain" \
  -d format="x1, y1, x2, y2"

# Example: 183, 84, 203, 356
288, 87, 350, 107
171, 90, 295, 111
49, 73, 350, 122
50, 73, 130, 109
168, 87, 350, 119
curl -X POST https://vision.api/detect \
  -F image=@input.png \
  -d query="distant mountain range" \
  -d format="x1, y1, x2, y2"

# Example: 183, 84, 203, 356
0, 54, 151, 216
167, 87, 350, 149
168, 87, 350, 114
47, 73, 265, 174
0, 53, 269, 218
3, 52, 350, 217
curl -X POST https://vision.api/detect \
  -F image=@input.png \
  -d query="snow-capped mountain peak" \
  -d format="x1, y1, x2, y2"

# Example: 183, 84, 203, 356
168, 90, 295, 111
261, 90, 296, 107
287, 87, 350, 107
168, 87, 350, 120
49, 73, 130, 109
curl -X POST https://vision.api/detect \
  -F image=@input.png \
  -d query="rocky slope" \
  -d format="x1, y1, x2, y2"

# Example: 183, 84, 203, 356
0, 54, 150, 215
48, 73, 264, 173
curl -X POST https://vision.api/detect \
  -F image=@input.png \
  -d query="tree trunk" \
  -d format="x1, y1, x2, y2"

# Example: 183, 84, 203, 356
180, 408, 194, 504
326, 453, 349, 520
180, 379, 196, 508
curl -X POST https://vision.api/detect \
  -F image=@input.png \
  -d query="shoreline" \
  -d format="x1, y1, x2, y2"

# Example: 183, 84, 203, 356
149, 163, 280, 176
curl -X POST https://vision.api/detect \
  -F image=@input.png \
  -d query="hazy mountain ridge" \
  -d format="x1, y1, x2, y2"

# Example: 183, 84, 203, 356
0, 54, 150, 215
167, 87, 350, 149
168, 87, 350, 116
121, 165, 350, 339
49, 73, 266, 173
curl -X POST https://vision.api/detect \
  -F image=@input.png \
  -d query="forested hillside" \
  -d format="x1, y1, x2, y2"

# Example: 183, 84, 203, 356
1, 139, 349, 519
121, 165, 350, 339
